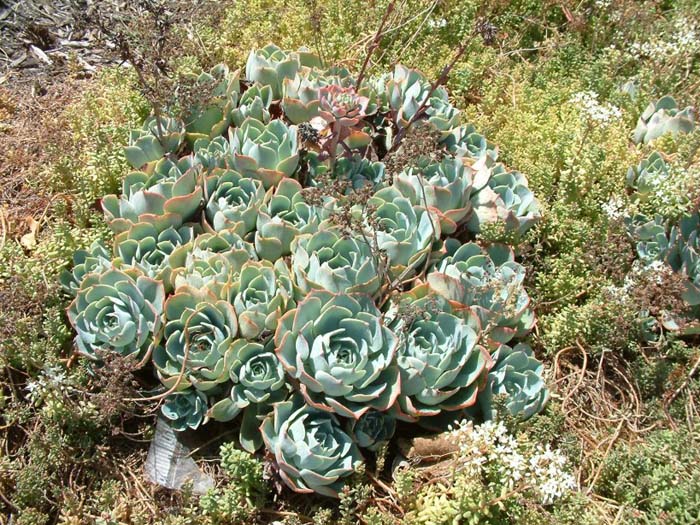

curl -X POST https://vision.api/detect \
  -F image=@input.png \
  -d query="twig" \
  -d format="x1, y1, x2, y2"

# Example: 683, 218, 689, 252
356, 1, 396, 88
586, 419, 624, 492
665, 351, 700, 408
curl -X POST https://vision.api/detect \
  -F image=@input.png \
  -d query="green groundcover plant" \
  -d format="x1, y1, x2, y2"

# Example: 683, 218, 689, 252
61, 44, 549, 498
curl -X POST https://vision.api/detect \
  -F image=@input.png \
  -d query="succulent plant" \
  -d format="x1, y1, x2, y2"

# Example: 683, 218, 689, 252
230, 84, 273, 127
67, 269, 164, 361
255, 177, 335, 261
153, 286, 238, 392
194, 136, 234, 171
389, 285, 491, 420
281, 73, 323, 124
626, 214, 671, 263
468, 163, 541, 236
124, 115, 185, 169
231, 118, 299, 188
633, 95, 696, 144
351, 410, 397, 451
669, 212, 700, 305
261, 395, 363, 497
113, 222, 199, 288
230, 260, 295, 339
204, 168, 267, 234
317, 84, 372, 150
162, 388, 209, 431
477, 343, 548, 421
245, 44, 322, 99
209, 339, 289, 451
365, 186, 441, 278
626, 152, 670, 195
291, 229, 382, 296
184, 64, 241, 144
102, 164, 203, 234
393, 156, 474, 235
427, 241, 535, 345
60, 240, 113, 296
274, 290, 400, 419
442, 124, 498, 161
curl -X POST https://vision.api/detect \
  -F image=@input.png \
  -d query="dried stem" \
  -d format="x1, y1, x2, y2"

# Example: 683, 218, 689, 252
355, 1, 396, 88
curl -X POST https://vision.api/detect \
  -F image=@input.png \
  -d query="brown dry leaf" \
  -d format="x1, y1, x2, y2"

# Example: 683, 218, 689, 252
20, 215, 40, 249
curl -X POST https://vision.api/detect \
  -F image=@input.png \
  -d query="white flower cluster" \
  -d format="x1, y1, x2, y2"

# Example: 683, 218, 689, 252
601, 196, 626, 220
570, 91, 622, 125
449, 420, 576, 505
25, 365, 74, 405
629, 18, 700, 60
605, 259, 674, 300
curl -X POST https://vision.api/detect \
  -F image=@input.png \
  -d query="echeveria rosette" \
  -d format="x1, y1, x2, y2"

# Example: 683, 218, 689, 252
633, 95, 696, 144
67, 269, 164, 361
282, 73, 323, 124
113, 222, 199, 289
477, 343, 549, 421
669, 212, 700, 305
230, 260, 296, 339
205, 168, 267, 234
274, 290, 400, 419
291, 229, 382, 296
316, 84, 372, 150
245, 45, 322, 100
162, 388, 209, 431
305, 153, 386, 193
102, 165, 203, 234
442, 124, 498, 162
60, 240, 113, 296
194, 136, 234, 171
184, 64, 241, 144
389, 285, 491, 420
261, 395, 363, 497
230, 84, 273, 127
124, 115, 185, 169
394, 156, 474, 235
351, 411, 397, 452
231, 118, 299, 188
626, 214, 672, 263
153, 286, 238, 392
626, 151, 669, 196
209, 340, 289, 452
255, 177, 335, 261
468, 163, 541, 236
427, 241, 535, 346
365, 186, 441, 279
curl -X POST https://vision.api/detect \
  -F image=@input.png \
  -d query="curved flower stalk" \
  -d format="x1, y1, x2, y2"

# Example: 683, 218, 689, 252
113, 222, 199, 289
477, 343, 548, 421
67, 268, 164, 361
245, 45, 322, 99
209, 339, 289, 451
261, 395, 363, 497
102, 165, 203, 234
633, 95, 695, 144
231, 118, 299, 188
60, 240, 113, 296
427, 241, 535, 345
230, 260, 296, 339
124, 115, 185, 169
351, 410, 397, 452
394, 156, 474, 235
442, 124, 498, 162
389, 285, 491, 420
365, 186, 441, 278
162, 388, 209, 431
204, 168, 267, 234
255, 177, 335, 261
274, 290, 400, 419
230, 84, 273, 127
184, 64, 241, 144
291, 229, 382, 296
153, 286, 238, 392
468, 164, 541, 236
